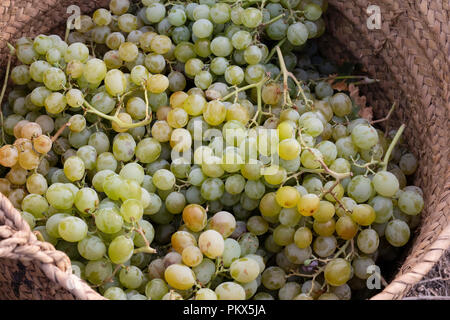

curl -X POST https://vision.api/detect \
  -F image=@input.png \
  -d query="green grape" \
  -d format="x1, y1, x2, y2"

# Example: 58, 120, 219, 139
398, 190, 424, 216
313, 236, 337, 257
399, 153, 418, 175
279, 282, 302, 300
294, 227, 313, 248
83, 58, 107, 84
284, 243, 312, 264
261, 266, 286, 290
45, 213, 70, 238
26, 173, 48, 195
244, 179, 265, 200
357, 229, 379, 254
21, 194, 48, 218
193, 258, 215, 286
46, 183, 75, 210
215, 282, 246, 300
120, 199, 143, 223
193, 4, 210, 20
287, 22, 308, 46
165, 191, 186, 214
119, 163, 145, 184
247, 215, 269, 235
300, 148, 322, 169
266, 19, 288, 40
108, 235, 134, 264
135, 138, 161, 164
241, 7, 262, 28
146, 3, 166, 23
352, 256, 375, 280
152, 169, 176, 191
210, 57, 229, 75
272, 225, 294, 246
119, 266, 144, 289
347, 175, 373, 203
385, 219, 411, 247
104, 287, 127, 300
95, 207, 124, 234
222, 238, 241, 267
230, 258, 260, 283
351, 124, 379, 150
58, 216, 88, 242
201, 178, 224, 201
85, 259, 113, 285
224, 65, 244, 85
324, 258, 351, 286
105, 69, 127, 96
74, 187, 99, 214
336, 137, 358, 160
192, 19, 213, 38
29, 60, 51, 83
45, 92, 67, 114
276, 186, 300, 208
369, 196, 393, 224
231, 31, 252, 50
96, 152, 118, 172
113, 133, 136, 162
244, 64, 265, 84
145, 278, 169, 300
194, 71, 213, 90
195, 288, 217, 300
351, 204, 376, 226
304, 2, 323, 21
43, 67, 67, 91
78, 235, 106, 261
63, 156, 85, 182
210, 36, 233, 57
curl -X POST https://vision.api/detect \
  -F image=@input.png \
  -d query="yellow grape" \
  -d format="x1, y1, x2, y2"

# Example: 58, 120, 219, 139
182, 246, 203, 267
198, 230, 224, 259
203, 100, 226, 126
171, 230, 197, 254
146, 74, 169, 93
33, 135, 52, 154
170, 91, 188, 108
164, 264, 196, 290
263, 165, 286, 185
312, 200, 335, 222
351, 204, 376, 226
278, 138, 301, 160
183, 94, 207, 116
297, 193, 320, 216
167, 108, 189, 128
275, 186, 300, 208
0, 145, 19, 167
294, 227, 313, 248
277, 121, 295, 141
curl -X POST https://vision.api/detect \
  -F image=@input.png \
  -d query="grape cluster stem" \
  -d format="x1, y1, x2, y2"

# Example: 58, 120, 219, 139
82, 84, 152, 130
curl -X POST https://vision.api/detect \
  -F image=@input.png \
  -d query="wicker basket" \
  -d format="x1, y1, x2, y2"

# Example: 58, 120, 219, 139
0, 0, 449, 300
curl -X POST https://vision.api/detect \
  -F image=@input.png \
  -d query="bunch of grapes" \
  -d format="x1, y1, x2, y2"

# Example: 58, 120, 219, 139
0, 0, 424, 300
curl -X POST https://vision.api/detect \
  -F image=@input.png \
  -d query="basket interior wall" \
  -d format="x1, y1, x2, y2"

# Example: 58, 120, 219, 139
0, 0, 448, 300
0, 258, 76, 299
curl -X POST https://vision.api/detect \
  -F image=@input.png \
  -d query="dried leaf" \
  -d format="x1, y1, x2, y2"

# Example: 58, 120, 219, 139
348, 84, 373, 121
325, 74, 349, 91
359, 106, 373, 121
326, 74, 339, 83
331, 81, 348, 91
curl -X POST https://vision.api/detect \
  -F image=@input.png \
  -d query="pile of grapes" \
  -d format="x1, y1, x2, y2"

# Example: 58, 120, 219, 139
0, 0, 425, 300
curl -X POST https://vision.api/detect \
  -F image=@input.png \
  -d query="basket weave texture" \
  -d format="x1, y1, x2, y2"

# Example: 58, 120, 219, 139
0, 0, 449, 300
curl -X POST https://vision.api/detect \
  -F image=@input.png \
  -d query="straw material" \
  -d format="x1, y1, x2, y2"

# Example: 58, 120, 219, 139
0, 0, 449, 300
